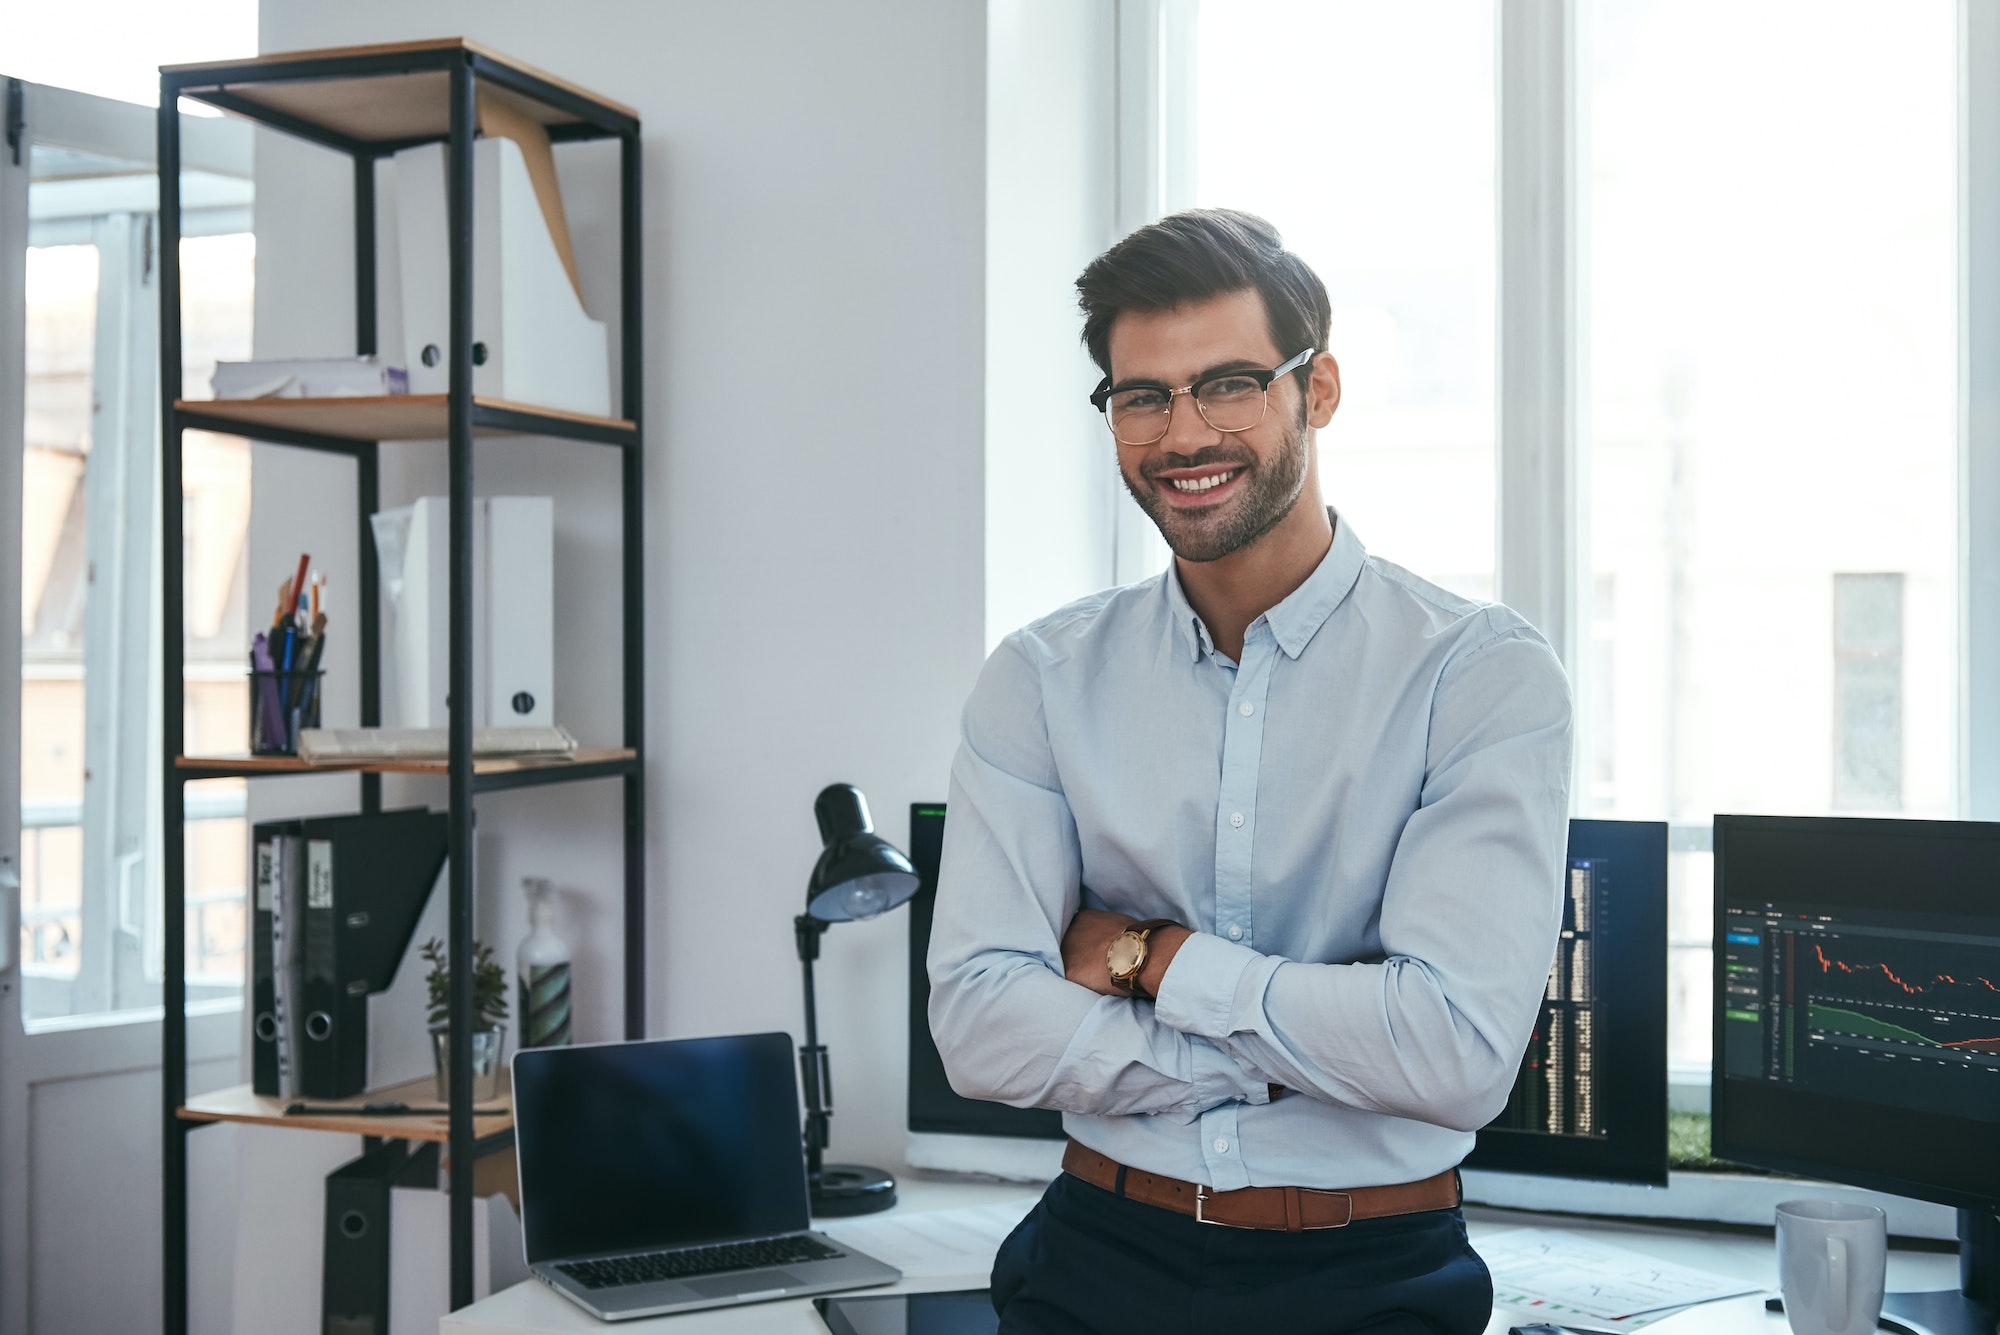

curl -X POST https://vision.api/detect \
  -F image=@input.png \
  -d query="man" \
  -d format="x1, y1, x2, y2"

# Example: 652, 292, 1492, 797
927, 209, 1572, 1334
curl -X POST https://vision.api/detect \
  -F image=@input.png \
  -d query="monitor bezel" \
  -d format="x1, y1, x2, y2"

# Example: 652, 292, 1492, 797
1710, 813, 2000, 1214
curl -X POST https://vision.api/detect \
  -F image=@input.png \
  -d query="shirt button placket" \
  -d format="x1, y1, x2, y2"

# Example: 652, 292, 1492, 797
1216, 628, 1273, 955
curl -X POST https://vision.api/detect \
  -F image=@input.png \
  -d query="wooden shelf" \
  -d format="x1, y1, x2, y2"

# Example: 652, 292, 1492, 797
175, 394, 635, 445
181, 1072, 511, 1144
177, 746, 636, 781
164, 38, 637, 144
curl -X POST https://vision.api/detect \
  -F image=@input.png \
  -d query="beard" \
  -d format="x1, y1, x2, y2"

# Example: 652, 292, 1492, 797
1121, 414, 1311, 564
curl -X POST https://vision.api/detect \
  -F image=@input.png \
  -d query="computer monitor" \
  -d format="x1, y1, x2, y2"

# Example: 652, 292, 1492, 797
1713, 814, 2000, 1335
905, 804, 1064, 1157
1464, 819, 1669, 1186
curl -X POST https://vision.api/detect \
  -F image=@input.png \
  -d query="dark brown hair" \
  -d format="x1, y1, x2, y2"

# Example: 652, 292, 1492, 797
1076, 208, 1330, 394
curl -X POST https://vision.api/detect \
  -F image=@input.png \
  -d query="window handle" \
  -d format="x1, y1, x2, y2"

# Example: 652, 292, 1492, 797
116, 848, 145, 939
0, 854, 17, 975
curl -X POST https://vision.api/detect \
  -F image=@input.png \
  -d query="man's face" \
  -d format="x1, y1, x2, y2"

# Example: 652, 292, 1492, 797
1105, 289, 1335, 564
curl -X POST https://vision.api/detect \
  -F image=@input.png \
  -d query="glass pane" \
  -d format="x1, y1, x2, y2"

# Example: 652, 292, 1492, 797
19, 222, 254, 1017
174, 232, 256, 989
20, 243, 98, 1000
1195, 0, 1496, 598
1584, 3, 1958, 1065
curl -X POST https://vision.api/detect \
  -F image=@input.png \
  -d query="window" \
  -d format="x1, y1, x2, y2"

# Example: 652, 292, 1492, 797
1191, 0, 1496, 600
16, 108, 255, 1023
1583, 1, 1958, 1068
1166, 1, 1971, 1083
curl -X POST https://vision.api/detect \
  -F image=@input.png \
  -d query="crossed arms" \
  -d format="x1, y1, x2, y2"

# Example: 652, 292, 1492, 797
925, 628, 1575, 1134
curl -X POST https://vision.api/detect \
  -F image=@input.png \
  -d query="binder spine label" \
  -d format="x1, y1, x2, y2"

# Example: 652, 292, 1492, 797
308, 841, 335, 910
255, 843, 275, 910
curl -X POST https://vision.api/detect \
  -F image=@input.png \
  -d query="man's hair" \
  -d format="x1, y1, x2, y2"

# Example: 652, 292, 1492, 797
1075, 208, 1330, 394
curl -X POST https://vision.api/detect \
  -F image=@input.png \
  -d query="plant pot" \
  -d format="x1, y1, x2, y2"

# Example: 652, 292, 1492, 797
430, 1024, 505, 1103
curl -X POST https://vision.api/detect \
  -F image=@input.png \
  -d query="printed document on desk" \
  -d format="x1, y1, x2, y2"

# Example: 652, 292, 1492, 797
819, 1199, 1037, 1281
1477, 1228, 1765, 1331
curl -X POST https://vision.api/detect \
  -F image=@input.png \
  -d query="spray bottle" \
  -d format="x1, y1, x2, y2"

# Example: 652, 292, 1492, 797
517, 876, 572, 1047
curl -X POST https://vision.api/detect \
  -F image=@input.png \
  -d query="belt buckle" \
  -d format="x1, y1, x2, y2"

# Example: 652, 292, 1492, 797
1193, 1185, 1250, 1229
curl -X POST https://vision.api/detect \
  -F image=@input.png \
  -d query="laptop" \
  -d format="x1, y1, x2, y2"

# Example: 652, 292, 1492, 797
511, 1032, 903, 1320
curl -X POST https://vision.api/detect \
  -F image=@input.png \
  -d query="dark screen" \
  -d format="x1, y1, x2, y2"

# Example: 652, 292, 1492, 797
907, 804, 1065, 1141
818, 1289, 999, 1335
512, 1033, 810, 1262
1466, 819, 1669, 1185
1712, 815, 2000, 1210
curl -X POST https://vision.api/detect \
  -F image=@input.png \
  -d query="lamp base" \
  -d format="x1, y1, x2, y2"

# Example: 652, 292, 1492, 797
810, 1164, 897, 1217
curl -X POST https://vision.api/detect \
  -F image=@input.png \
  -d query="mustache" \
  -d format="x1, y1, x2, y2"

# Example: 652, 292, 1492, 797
1138, 445, 1257, 480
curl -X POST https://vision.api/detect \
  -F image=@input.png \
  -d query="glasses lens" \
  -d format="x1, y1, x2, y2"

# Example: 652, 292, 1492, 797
1194, 375, 1268, 432
1106, 387, 1171, 443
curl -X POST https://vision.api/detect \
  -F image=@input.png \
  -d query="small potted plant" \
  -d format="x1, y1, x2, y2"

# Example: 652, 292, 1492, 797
421, 937, 509, 1102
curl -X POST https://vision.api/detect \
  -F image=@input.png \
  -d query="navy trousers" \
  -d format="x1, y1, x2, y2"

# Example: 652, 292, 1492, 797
990, 1172, 1493, 1335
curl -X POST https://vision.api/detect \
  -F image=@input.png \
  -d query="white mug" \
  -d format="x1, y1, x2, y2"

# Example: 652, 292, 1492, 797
1777, 1199, 1888, 1335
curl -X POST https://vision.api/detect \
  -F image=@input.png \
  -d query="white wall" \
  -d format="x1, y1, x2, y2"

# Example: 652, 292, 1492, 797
233, 0, 1135, 1324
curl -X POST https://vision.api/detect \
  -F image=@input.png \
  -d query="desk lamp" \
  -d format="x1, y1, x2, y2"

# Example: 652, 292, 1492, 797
796, 783, 920, 1216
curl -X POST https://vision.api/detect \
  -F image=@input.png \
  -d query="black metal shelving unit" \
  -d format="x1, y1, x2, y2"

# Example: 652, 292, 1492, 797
156, 39, 645, 1332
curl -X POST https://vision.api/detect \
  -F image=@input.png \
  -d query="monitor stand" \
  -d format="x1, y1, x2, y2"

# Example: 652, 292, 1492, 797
1879, 1209, 2000, 1335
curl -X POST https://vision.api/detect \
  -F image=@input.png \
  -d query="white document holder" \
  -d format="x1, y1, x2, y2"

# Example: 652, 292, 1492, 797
371, 496, 556, 730
394, 138, 611, 417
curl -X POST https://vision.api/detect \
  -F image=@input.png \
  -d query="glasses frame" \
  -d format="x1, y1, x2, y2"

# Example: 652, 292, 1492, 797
1089, 347, 1317, 445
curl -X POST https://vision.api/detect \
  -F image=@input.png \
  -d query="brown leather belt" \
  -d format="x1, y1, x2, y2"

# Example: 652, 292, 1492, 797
1061, 1139, 1460, 1233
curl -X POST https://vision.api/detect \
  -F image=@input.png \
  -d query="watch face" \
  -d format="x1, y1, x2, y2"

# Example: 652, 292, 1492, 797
1106, 933, 1145, 977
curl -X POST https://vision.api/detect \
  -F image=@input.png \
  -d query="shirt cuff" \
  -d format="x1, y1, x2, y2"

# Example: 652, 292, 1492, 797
1153, 931, 1274, 1040
1181, 1036, 1270, 1118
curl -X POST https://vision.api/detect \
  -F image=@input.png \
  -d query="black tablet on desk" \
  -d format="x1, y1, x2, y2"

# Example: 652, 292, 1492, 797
815, 1289, 996, 1335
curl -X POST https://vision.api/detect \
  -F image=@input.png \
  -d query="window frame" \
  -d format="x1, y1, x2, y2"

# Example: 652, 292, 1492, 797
1129, 0, 2000, 1209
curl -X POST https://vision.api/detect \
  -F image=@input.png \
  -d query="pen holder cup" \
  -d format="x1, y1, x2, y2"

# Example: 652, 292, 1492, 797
248, 669, 323, 755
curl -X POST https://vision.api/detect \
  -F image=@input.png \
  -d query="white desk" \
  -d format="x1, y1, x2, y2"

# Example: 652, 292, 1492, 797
444, 1178, 1964, 1335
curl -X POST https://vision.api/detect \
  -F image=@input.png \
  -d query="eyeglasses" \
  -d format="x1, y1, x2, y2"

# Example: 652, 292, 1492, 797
1088, 348, 1316, 446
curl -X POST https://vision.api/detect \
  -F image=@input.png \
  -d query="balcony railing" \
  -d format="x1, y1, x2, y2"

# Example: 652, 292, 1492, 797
19, 788, 248, 978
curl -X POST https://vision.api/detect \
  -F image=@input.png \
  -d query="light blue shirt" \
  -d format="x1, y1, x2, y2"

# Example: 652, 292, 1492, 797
928, 515, 1573, 1191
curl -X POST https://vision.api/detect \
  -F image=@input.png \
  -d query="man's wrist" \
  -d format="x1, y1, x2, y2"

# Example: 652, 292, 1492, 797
1135, 923, 1192, 999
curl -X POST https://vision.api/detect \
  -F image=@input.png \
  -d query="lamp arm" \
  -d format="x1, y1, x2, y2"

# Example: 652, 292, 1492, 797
796, 915, 832, 1179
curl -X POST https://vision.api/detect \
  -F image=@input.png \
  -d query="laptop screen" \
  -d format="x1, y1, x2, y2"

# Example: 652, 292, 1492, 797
512, 1033, 811, 1263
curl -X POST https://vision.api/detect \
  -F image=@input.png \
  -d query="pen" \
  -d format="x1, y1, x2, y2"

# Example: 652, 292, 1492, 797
283, 1101, 509, 1117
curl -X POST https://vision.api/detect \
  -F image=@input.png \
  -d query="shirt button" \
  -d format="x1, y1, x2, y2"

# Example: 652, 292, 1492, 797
1213, 1138, 1230, 1154
1229, 812, 1245, 828
1227, 924, 1243, 941
1239, 702, 1255, 716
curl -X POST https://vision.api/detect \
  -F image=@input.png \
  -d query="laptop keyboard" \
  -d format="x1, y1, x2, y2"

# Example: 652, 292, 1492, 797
558, 1235, 846, 1290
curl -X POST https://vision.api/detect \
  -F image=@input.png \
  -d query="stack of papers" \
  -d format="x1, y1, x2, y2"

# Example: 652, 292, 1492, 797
296, 725, 578, 765
1477, 1228, 1765, 1331
820, 1199, 1037, 1281
211, 356, 408, 399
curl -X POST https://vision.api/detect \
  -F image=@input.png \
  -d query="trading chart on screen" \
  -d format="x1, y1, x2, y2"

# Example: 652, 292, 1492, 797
1722, 904, 2000, 1125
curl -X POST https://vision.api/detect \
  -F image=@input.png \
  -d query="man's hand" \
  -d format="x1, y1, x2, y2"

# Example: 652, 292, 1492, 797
1061, 909, 1136, 996
1061, 909, 1193, 999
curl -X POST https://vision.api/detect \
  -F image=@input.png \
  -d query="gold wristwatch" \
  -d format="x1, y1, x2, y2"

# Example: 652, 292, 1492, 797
1106, 918, 1181, 999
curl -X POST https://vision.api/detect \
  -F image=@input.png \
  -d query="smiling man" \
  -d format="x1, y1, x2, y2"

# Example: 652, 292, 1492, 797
926, 210, 1574, 1334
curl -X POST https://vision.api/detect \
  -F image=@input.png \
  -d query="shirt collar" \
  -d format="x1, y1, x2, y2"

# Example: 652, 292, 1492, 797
1163, 509, 1366, 663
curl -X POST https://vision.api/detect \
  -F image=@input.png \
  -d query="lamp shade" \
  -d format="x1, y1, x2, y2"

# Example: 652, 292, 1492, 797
805, 784, 919, 923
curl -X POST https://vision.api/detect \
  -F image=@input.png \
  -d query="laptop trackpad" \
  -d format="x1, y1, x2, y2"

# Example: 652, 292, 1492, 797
688, 1270, 802, 1299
